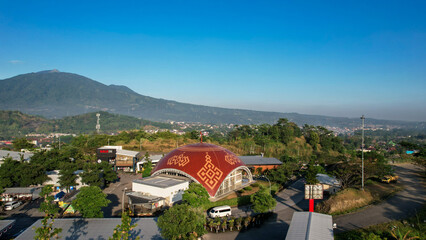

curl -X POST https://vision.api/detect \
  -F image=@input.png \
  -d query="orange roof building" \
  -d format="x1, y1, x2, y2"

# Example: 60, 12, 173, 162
152, 143, 253, 198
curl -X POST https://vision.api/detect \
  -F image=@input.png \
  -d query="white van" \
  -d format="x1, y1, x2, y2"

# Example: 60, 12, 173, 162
209, 205, 232, 218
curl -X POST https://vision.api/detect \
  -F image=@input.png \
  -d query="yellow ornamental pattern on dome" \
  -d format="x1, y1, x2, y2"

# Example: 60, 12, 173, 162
167, 153, 190, 167
224, 153, 239, 165
197, 152, 223, 190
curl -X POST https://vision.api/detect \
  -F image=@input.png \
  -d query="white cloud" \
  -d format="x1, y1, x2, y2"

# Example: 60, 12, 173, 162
9, 60, 23, 64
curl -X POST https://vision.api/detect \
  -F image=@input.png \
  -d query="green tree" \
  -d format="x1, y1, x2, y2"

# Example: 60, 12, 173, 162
34, 185, 62, 240
72, 186, 111, 218
307, 131, 320, 149
182, 183, 210, 207
142, 152, 153, 178
17, 162, 48, 187
59, 163, 78, 192
157, 204, 206, 240
109, 211, 140, 240
12, 137, 34, 150
0, 157, 20, 188
80, 163, 104, 187
332, 163, 361, 189
100, 161, 118, 183
305, 162, 326, 184
250, 187, 277, 213
267, 162, 298, 186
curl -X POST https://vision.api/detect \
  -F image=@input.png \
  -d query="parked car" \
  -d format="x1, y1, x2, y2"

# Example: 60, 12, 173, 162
381, 175, 398, 183
209, 205, 232, 218
4, 201, 22, 210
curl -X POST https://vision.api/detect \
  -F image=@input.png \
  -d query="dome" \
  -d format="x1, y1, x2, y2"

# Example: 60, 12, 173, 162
152, 143, 252, 197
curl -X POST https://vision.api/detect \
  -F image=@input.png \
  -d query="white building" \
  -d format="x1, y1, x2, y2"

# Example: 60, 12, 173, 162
45, 170, 87, 191
135, 154, 163, 172
0, 150, 33, 166
316, 173, 341, 194
129, 175, 189, 214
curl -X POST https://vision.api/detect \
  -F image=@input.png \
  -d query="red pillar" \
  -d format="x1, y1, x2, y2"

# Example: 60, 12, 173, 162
309, 199, 314, 212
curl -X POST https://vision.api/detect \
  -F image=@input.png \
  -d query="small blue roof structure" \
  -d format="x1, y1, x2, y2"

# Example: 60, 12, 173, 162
285, 212, 334, 240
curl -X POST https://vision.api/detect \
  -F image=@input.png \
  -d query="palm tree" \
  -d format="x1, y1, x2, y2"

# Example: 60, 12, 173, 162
244, 216, 251, 230
208, 219, 215, 232
221, 219, 227, 232
236, 217, 242, 231
215, 218, 221, 233
228, 217, 235, 231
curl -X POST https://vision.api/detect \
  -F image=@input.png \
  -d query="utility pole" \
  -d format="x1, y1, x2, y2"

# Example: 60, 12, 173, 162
361, 115, 365, 191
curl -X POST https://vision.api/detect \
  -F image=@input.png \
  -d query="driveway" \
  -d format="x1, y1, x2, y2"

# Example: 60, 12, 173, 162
205, 163, 425, 239
102, 171, 141, 217
0, 198, 44, 239
334, 163, 426, 232
205, 179, 307, 240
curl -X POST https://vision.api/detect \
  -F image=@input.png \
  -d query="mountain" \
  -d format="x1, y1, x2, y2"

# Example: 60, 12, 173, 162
0, 110, 172, 139
0, 70, 424, 129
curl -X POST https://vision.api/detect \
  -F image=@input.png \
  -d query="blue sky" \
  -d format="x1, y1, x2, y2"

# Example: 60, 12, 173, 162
1, 1, 425, 121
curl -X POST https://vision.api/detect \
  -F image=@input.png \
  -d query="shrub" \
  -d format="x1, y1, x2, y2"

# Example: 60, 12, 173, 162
243, 186, 252, 191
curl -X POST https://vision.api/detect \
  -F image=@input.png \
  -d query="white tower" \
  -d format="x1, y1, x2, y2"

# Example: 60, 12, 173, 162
96, 113, 101, 134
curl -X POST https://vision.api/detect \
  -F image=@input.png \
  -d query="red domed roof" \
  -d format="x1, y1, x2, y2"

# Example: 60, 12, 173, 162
152, 143, 247, 197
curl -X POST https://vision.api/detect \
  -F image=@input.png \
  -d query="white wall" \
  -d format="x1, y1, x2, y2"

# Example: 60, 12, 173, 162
44, 170, 87, 190
132, 180, 189, 205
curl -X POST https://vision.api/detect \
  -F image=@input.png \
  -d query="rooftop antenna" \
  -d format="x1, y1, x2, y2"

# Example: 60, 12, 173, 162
200, 131, 203, 143
96, 113, 101, 134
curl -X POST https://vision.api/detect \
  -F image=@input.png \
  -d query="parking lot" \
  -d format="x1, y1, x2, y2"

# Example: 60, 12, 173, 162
102, 171, 141, 217
0, 198, 44, 239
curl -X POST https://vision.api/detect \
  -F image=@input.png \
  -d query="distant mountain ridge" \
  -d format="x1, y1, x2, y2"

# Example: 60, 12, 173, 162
0, 110, 172, 139
0, 70, 424, 129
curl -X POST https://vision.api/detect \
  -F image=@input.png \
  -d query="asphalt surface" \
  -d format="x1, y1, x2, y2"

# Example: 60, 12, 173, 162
334, 163, 426, 233
205, 179, 308, 240
0, 198, 43, 239
102, 172, 140, 217
205, 163, 425, 240
1, 164, 423, 240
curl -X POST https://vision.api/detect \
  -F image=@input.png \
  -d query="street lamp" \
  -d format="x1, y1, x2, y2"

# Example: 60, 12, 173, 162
361, 115, 365, 191
122, 187, 128, 214
261, 175, 271, 194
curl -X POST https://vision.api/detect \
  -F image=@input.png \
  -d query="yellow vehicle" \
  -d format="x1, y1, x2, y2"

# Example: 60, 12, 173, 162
381, 175, 398, 183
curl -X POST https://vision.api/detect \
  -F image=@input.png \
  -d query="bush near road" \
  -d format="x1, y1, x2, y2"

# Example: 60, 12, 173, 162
316, 181, 403, 215
335, 205, 425, 240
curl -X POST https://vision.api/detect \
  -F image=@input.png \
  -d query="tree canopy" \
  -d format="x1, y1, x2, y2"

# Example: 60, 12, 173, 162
182, 183, 210, 207
250, 187, 277, 213
157, 204, 206, 240
72, 186, 111, 218
34, 185, 62, 240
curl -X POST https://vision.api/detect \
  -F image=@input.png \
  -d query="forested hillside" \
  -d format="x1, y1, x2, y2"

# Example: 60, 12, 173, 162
1, 70, 425, 128
0, 110, 172, 139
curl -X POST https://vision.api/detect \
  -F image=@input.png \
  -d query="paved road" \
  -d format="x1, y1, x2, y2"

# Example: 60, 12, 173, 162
334, 163, 426, 233
205, 163, 425, 239
205, 179, 308, 240
102, 172, 140, 217
0, 198, 43, 239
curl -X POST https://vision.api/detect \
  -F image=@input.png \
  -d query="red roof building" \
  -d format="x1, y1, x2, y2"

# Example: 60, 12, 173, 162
152, 143, 253, 198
